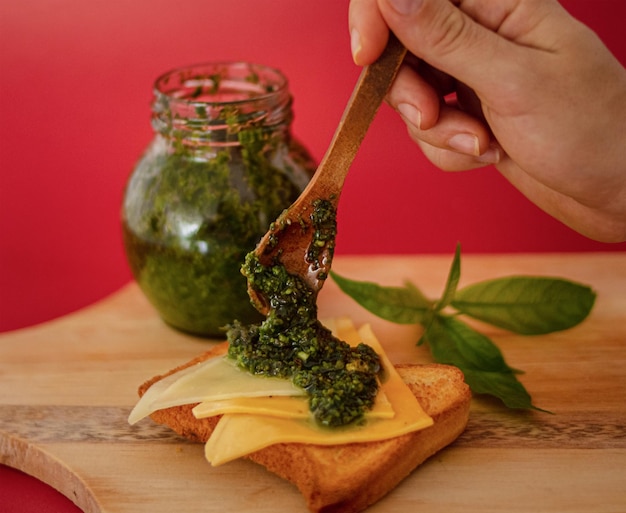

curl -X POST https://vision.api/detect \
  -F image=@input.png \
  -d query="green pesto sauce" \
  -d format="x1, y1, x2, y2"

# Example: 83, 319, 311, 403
227, 202, 381, 428
122, 127, 311, 337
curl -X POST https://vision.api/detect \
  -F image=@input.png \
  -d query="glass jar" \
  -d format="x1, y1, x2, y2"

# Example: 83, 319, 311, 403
122, 62, 315, 337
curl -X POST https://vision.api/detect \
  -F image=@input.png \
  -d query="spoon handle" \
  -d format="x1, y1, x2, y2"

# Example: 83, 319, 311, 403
303, 33, 406, 199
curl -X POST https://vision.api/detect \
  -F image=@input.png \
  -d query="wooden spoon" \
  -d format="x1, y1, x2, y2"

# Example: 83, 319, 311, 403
248, 34, 407, 313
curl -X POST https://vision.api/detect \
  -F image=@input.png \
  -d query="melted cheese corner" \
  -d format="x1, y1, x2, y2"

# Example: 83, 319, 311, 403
204, 319, 434, 465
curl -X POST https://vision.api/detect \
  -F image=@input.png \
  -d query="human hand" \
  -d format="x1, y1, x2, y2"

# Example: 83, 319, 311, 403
349, 0, 626, 242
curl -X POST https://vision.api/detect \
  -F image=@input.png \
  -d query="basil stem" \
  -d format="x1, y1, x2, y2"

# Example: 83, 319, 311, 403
434, 242, 461, 312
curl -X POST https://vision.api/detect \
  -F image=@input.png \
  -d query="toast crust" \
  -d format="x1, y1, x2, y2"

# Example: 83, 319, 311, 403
138, 342, 471, 513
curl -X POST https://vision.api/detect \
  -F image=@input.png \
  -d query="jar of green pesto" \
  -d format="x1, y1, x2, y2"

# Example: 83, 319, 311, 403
122, 62, 315, 337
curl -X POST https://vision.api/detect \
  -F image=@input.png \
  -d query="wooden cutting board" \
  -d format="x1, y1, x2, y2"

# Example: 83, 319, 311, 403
1, 253, 625, 513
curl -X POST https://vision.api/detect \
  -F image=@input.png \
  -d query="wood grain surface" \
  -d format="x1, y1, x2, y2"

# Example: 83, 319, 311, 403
1, 253, 625, 513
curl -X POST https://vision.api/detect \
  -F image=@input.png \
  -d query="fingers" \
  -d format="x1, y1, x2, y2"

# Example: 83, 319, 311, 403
456, 0, 574, 47
386, 63, 499, 168
385, 64, 440, 130
379, 0, 579, 91
349, 0, 512, 170
376, 0, 517, 93
404, 106, 501, 171
416, 138, 502, 172
349, 0, 390, 65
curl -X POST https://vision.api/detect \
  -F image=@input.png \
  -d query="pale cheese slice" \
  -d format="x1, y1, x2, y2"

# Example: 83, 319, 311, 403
204, 321, 434, 466
128, 353, 304, 425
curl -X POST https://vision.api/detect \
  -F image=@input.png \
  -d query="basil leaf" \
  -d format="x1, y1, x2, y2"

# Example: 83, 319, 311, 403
452, 276, 596, 334
434, 242, 461, 311
461, 369, 548, 411
424, 315, 546, 411
330, 271, 431, 324
425, 314, 515, 372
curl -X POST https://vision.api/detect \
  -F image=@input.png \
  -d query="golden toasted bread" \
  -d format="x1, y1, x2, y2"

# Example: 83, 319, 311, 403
138, 342, 471, 513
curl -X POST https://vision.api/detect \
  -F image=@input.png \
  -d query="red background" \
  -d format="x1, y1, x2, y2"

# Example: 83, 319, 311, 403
1, 0, 625, 334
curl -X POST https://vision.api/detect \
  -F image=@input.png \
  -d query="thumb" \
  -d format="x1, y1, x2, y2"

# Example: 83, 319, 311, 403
377, 0, 525, 94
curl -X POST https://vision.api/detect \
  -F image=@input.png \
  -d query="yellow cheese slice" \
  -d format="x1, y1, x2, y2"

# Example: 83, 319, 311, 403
193, 395, 309, 419
128, 353, 304, 425
204, 320, 434, 466
192, 383, 394, 420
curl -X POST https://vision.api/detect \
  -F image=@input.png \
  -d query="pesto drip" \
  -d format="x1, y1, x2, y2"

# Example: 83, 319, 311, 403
227, 201, 381, 428
306, 198, 337, 280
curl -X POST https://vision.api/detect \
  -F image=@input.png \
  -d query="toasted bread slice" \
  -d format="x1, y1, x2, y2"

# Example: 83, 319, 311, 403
139, 342, 471, 513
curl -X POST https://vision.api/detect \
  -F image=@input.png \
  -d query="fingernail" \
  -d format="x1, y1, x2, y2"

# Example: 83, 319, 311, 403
448, 133, 480, 156
397, 103, 421, 129
351, 28, 362, 65
389, 0, 424, 15
477, 146, 500, 164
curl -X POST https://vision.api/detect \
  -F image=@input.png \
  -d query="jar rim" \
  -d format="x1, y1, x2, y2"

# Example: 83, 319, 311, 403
153, 61, 288, 107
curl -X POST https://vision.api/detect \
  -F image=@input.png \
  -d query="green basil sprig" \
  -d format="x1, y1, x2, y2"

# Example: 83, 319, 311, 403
330, 244, 596, 411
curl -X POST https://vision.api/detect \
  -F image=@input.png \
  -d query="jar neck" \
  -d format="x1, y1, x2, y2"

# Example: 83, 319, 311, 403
151, 62, 293, 147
